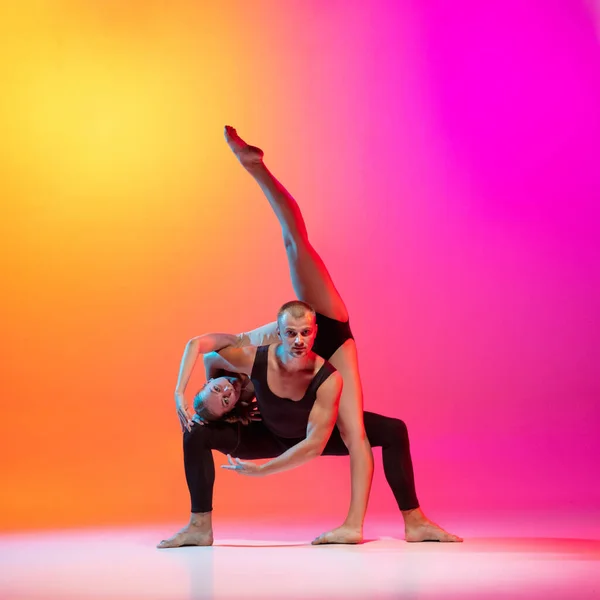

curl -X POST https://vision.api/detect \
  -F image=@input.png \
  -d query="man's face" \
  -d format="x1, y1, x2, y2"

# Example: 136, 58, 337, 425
199, 376, 242, 419
277, 311, 318, 358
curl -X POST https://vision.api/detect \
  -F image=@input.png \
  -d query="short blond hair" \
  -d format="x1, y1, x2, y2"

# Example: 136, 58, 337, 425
277, 300, 316, 325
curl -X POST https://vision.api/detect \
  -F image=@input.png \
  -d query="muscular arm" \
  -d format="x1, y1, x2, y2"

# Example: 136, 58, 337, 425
257, 371, 343, 476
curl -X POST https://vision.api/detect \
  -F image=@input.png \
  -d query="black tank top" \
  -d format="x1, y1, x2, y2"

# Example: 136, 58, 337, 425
250, 345, 337, 439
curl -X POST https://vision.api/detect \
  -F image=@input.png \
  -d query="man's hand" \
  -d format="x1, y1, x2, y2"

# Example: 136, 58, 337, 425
175, 393, 194, 432
220, 454, 265, 476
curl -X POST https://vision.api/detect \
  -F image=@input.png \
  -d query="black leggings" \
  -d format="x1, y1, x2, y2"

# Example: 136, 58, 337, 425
183, 411, 419, 513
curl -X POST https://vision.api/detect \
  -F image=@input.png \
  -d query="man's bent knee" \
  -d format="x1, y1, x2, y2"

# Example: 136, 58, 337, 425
384, 418, 409, 444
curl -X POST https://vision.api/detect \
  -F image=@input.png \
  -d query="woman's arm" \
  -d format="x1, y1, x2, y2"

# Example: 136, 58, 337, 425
202, 346, 256, 378
234, 322, 279, 347
174, 333, 238, 431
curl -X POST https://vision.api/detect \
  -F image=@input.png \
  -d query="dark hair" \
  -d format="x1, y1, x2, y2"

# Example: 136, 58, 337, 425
193, 384, 219, 421
193, 373, 253, 422
277, 300, 316, 325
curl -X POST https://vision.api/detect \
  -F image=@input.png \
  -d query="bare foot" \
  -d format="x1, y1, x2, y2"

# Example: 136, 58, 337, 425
157, 524, 214, 549
311, 525, 363, 545
405, 520, 463, 543
224, 125, 264, 168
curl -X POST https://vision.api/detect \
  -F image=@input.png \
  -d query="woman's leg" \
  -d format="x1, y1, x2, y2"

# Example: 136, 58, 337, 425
225, 126, 373, 544
158, 421, 285, 548
224, 127, 347, 321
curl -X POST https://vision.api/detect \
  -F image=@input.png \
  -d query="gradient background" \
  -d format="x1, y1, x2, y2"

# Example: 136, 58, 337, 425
2, 0, 599, 532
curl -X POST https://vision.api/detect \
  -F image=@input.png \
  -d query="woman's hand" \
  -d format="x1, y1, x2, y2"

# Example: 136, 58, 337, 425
225, 398, 261, 426
175, 392, 194, 432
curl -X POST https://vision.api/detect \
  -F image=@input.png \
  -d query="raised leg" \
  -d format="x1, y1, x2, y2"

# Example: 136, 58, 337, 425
224, 126, 348, 321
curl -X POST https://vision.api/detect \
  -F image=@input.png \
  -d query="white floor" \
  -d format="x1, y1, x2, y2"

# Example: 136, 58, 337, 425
1, 513, 599, 599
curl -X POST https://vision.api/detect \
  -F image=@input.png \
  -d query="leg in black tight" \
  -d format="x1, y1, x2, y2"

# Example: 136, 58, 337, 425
363, 412, 419, 510
322, 411, 419, 511
159, 421, 291, 548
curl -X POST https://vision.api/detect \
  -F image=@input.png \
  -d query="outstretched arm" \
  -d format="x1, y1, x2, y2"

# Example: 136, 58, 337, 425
223, 371, 343, 476
174, 333, 237, 431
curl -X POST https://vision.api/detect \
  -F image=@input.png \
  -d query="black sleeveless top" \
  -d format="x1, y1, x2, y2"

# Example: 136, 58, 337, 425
250, 345, 337, 439
313, 313, 354, 360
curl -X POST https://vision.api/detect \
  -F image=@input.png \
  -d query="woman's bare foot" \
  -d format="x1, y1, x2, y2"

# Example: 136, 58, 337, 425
311, 524, 363, 545
224, 125, 264, 168
157, 524, 214, 549
403, 508, 462, 543
157, 513, 214, 548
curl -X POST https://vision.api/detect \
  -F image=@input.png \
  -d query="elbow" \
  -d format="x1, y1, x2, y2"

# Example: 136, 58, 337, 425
187, 337, 201, 351
305, 436, 328, 459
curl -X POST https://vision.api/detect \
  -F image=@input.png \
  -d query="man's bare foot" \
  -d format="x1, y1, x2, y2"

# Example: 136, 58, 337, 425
157, 524, 214, 549
224, 125, 264, 168
405, 519, 462, 543
311, 525, 363, 545
402, 507, 462, 542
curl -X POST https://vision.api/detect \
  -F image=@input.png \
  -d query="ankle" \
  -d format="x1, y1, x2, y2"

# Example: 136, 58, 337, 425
402, 507, 426, 526
247, 162, 269, 180
342, 519, 363, 533
189, 511, 213, 530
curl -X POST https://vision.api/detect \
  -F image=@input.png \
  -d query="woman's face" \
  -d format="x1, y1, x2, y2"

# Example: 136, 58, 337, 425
198, 376, 242, 419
